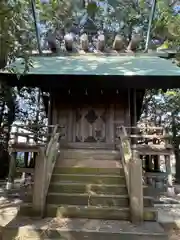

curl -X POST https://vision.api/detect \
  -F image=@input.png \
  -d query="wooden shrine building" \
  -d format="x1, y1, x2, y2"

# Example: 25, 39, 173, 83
3, 53, 180, 149
0, 52, 180, 232
2, 0, 180, 238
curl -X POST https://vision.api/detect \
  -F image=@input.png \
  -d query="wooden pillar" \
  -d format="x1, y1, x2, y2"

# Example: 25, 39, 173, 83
6, 152, 17, 190
154, 155, 160, 171
130, 147, 143, 223
128, 88, 131, 128
48, 91, 53, 123
24, 135, 30, 167
47, 91, 53, 143
125, 88, 131, 135
72, 109, 76, 142
130, 89, 137, 144
128, 88, 131, 125
133, 89, 137, 125
67, 107, 73, 142
107, 104, 114, 144
149, 155, 154, 171
145, 155, 151, 172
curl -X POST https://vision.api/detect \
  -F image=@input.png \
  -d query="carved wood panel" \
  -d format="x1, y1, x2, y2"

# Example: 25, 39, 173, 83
75, 106, 107, 143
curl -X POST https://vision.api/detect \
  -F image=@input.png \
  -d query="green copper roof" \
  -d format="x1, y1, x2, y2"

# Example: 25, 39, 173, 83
4, 55, 180, 76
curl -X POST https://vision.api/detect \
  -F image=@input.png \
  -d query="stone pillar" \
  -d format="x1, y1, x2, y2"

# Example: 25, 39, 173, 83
6, 152, 17, 190
165, 155, 174, 196
129, 146, 143, 223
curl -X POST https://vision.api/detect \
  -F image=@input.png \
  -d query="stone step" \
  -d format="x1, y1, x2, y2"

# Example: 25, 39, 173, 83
49, 182, 128, 195
61, 142, 114, 149
46, 205, 157, 221
17, 193, 153, 208
2, 217, 167, 240
51, 173, 126, 185
58, 149, 120, 161
53, 166, 124, 176
19, 204, 157, 221
49, 182, 151, 196
46, 193, 153, 207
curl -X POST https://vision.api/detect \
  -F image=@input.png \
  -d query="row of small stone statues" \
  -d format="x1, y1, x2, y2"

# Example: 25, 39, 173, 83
47, 28, 142, 53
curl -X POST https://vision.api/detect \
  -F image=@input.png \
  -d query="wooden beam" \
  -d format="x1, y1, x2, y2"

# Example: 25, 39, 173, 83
9, 143, 44, 152
10, 132, 49, 138
135, 144, 173, 155
124, 126, 163, 130
123, 134, 170, 139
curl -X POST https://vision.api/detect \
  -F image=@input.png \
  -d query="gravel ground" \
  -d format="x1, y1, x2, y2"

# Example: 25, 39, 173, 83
168, 230, 180, 240
154, 191, 180, 240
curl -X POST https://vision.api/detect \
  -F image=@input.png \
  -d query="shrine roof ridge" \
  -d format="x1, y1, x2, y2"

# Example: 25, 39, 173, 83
1, 50, 180, 77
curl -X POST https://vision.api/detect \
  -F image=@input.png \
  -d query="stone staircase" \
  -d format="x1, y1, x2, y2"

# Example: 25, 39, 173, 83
46, 150, 156, 221
2, 149, 167, 239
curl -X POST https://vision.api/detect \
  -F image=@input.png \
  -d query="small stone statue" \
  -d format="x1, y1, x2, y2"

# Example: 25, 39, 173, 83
112, 34, 125, 51
64, 33, 74, 52
126, 30, 143, 52
80, 33, 89, 51
96, 33, 105, 51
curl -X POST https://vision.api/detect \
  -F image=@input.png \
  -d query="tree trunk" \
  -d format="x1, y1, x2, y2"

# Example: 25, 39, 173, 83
0, 38, 8, 70
0, 53, 7, 70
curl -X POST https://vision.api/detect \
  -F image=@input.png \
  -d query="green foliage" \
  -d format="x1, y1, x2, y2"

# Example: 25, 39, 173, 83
87, 1, 98, 16
140, 89, 180, 135
0, 0, 35, 69
16, 87, 47, 126
1, 0, 180, 65
140, 88, 180, 181
36, 0, 76, 29
153, 2, 180, 43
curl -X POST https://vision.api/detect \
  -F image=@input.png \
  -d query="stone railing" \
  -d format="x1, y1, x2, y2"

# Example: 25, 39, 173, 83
117, 125, 143, 223
32, 124, 64, 216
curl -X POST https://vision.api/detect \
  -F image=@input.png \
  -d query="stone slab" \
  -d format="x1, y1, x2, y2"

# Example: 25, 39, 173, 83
2, 217, 167, 240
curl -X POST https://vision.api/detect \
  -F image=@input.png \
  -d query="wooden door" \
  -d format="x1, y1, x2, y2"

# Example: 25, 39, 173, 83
75, 105, 107, 143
